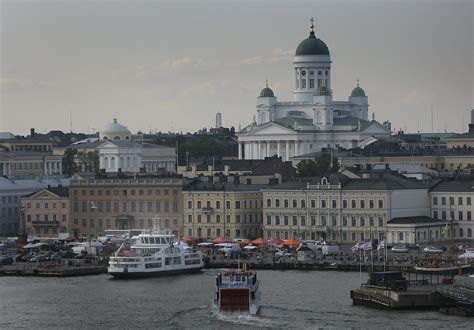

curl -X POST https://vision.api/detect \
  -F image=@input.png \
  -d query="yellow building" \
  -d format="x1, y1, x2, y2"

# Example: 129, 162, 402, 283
69, 176, 184, 236
21, 187, 70, 237
183, 181, 266, 240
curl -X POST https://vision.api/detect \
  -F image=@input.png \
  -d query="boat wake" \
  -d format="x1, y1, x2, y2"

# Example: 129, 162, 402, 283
213, 311, 286, 328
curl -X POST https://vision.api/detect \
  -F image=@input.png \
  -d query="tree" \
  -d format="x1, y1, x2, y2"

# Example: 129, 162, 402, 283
63, 148, 78, 176
296, 153, 339, 176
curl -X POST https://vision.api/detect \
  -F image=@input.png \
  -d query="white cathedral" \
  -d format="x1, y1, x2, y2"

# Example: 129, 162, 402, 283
236, 20, 392, 161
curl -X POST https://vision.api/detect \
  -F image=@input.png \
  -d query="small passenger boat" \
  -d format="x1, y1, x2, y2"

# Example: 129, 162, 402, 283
212, 264, 261, 315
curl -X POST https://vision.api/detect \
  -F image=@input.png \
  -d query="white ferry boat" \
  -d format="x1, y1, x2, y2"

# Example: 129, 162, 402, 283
108, 225, 203, 279
212, 264, 261, 315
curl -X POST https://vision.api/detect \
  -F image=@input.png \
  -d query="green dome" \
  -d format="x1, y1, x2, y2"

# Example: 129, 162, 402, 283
351, 86, 366, 97
316, 85, 331, 96
259, 86, 274, 97
295, 31, 330, 56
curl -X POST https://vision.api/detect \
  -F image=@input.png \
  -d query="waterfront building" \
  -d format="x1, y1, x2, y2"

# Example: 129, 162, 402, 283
0, 177, 70, 237
21, 186, 70, 237
262, 172, 436, 243
445, 109, 474, 148
0, 128, 53, 152
182, 180, 266, 240
69, 176, 184, 236
236, 20, 392, 160
430, 180, 474, 240
386, 216, 449, 246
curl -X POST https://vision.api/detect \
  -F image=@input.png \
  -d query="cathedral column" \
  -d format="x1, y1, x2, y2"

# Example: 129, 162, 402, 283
249, 142, 253, 160
265, 141, 270, 158
238, 142, 242, 160
285, 141, 289, 161
277, 141, 281, 158
294, 141, 298, 157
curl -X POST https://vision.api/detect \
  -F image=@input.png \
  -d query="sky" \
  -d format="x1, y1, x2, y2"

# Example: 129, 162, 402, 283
0, 0, 473, 136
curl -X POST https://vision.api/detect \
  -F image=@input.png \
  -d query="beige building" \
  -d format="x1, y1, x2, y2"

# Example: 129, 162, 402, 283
21, 187, 70, 237
430, 180, 474, 240
262, 173, 435, 243
69, 176, 184, 236
0, 151, 62, 177
182, 181, 266, 240
386, 216, 450, 245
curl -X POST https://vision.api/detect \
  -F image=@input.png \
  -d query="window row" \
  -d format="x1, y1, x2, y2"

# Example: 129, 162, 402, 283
27, 202, 67, 209
187, 213, 260, 224
433, 210, 473, 221
26, 214, 67, 222
73, 218, 178, 229
432, 196, 472, 206
265, 198, 384, 209
187, 200, 262, 210
73, 189, 179, 197
265, 215, 384, 228
72, 201, 179, 214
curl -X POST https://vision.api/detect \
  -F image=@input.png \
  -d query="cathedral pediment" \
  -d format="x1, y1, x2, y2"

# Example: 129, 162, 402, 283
241, 122, 296, 136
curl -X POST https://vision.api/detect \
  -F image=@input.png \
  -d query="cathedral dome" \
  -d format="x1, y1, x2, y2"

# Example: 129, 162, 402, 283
259, 83, 275, 97
351, 80, 366, 97
316, 85, 331, 96
295, 20, 329, 56
100, 118, 131, 140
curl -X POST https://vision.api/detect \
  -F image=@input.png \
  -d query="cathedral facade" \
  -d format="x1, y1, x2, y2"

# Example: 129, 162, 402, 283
236, 20, 392, 161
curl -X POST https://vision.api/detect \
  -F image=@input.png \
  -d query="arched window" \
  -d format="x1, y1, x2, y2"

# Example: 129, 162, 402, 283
459, 228, 464, 237
113, 136, 120, 140
399, 232, 404, 241
468, 228, 472, 237
111, 157, 115, 168
105, 157, 109, 168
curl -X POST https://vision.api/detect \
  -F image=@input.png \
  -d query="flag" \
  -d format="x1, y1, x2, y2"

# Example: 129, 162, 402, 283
362, 240, 372, 251
377, 240, 385, 251
351, 243, 359, 253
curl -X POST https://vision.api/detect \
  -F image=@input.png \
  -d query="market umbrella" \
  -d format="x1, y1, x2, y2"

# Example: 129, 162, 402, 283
181, 236, 194, 244
271, 237, 285, 245
251, 237, 267, 246
211, 237, 230, 244
283, 238, 300, 247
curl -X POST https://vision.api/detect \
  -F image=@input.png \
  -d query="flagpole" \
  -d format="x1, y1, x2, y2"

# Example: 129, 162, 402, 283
370, 231, 373, 272
359, 243, 362, 285
384, 229, 387, 272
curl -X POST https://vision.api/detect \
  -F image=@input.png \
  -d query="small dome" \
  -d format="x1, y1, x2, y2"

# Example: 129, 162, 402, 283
315, 85, 331, 96
100, 118, 131, 141
351, 86, 366, 97
259, 81, 275, 97
102, 118, 130, 133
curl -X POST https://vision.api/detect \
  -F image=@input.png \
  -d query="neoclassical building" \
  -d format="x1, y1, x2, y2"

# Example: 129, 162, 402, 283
237, 20, 392, 160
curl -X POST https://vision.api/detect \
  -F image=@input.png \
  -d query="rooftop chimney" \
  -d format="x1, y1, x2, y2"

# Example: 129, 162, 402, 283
30, 128, 35, 137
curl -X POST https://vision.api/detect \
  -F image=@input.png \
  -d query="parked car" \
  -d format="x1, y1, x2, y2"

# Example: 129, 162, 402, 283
274, 250, 292, 257
391, 246, 409, 253
423, 246, 443, 254
0, 256, 14, 265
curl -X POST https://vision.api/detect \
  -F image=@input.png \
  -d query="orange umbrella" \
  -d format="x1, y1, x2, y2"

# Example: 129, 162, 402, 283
283, 238, 300, 247
251, 237, 267, 246
181, 236, 194, 244
271, 237, 285, 245
211, 237, 230, 244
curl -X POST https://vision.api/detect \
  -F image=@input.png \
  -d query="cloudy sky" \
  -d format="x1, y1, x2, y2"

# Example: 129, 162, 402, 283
1, 0, 472, 135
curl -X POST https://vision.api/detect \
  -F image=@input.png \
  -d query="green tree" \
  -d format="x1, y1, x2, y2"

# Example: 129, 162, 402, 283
63, 148, 78, 176
296, 153, 339, 176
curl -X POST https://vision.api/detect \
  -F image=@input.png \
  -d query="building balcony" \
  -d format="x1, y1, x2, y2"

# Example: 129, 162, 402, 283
32, 221, 60, 227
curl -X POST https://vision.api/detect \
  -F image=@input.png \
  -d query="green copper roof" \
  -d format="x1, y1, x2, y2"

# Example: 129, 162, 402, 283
315, 85, 331, 96
351, 86, 366, 97
295, 31, 330, 56
259, 86, 274, 97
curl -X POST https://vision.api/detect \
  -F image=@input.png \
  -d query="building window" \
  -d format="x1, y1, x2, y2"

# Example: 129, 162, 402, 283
467, 211, 472, 220
369, 217, 374, 227
216, 201, 221, 209
292, 199, 297, 208
293, 216, 297, 226
351, 200, 356, 208
284, 216, 289, 226
321, 200, 326, 208
441, 197, 446, 205
188, 215, 192, 223
433, 197, 438, 205
331, 216, 336, 227
235, 201, 241, 209
449, 197, 455, 206
188, 201, 192, 209
309, 79, 314, 88
216, 215, 220, 223
459, 211, 463, 220
369, 200, 374, 209
197, 201, 201, 209
360, 200, 365, 209
332, 200, 337, 208
360, 217, 365, 227
311, 200, 316, 208
399, 232, 404, 241
197, 215, 201, 223
275, 216, 280, 225
321, 216, 327, 226
266, 199, 272, 208
458, 197, 463, 205
301, 216, 306, 226
442, 211, 447, 220
378, 200, 384, 208
301, 79, 306, 89
342, 200, 348, 208
266, 216, 271, 225
467, 197, 471, 205
433, 211, 438, 219
284, 199, 289, 208
301, 200, 306, 208
351, 217, 356, 227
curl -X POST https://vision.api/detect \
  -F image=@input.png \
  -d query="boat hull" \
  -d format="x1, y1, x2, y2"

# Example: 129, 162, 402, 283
108, 266, 203, 279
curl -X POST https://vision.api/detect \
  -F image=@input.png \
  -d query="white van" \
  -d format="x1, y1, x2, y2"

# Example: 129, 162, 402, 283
215, 243, 241, 254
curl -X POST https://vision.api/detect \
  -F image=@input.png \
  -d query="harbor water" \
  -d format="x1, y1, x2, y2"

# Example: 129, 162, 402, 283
0, 270, 471, 329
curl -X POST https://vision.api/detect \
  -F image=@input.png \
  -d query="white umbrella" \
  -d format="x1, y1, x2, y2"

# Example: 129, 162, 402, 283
243, 245, 258, 250
458, 252, 474, 259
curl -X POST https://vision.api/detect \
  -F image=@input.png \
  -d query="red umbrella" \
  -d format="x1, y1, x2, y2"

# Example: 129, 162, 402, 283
271, 237, 285, 245
283, 238, 300, 247
211, 237, 230, 244
65, 237, 78, 242
251, 237, 267, 246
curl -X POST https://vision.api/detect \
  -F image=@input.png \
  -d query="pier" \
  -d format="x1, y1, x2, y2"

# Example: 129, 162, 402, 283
0, 259, 107, 277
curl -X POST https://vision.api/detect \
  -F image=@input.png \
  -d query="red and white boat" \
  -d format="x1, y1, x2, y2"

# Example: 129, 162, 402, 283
213, 264, 261, 315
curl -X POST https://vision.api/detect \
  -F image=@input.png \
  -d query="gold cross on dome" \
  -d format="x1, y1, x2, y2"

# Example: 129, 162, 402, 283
310, 17, 315, 32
